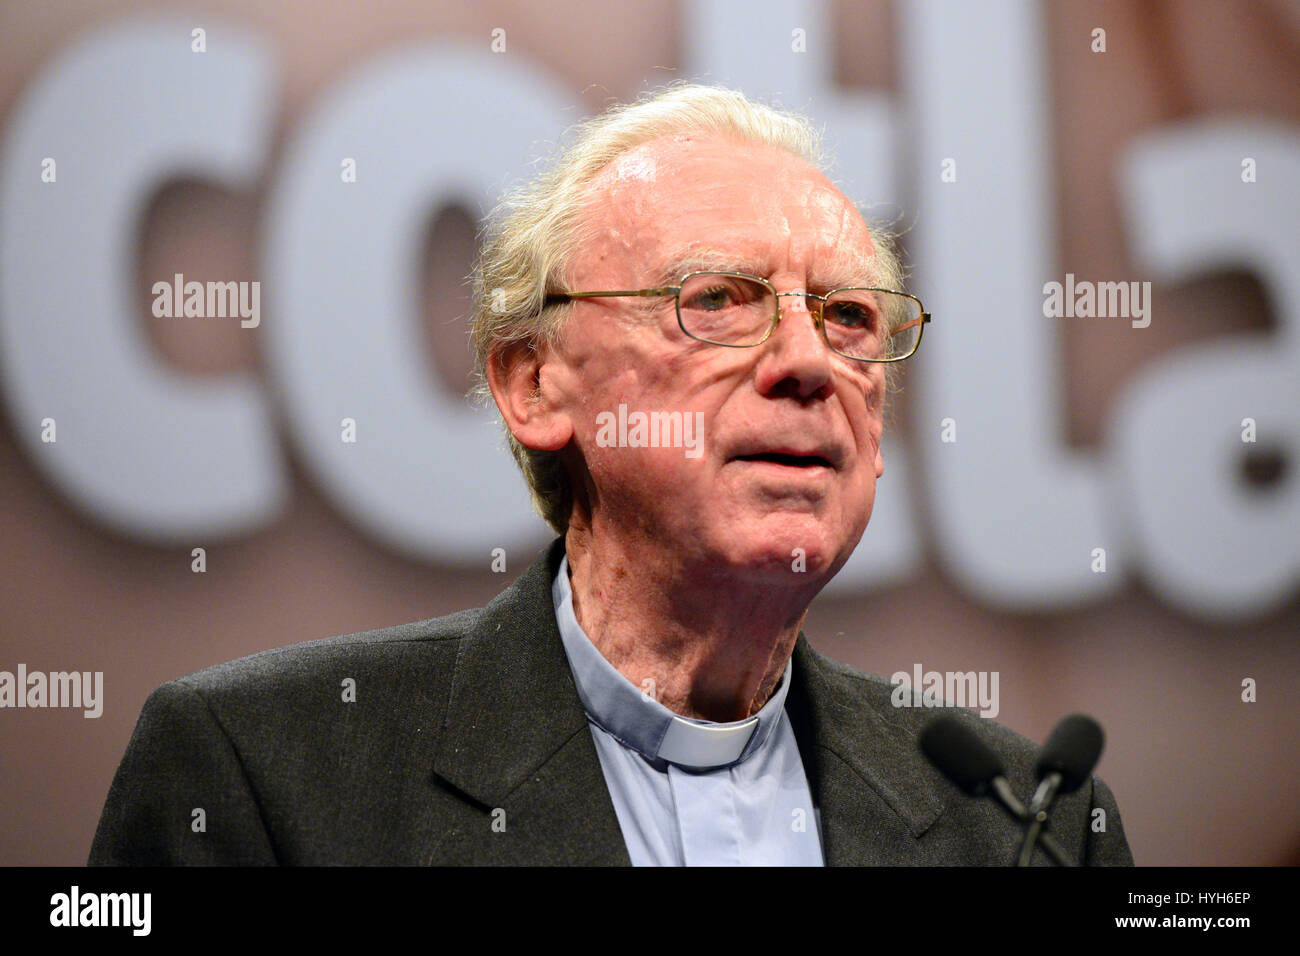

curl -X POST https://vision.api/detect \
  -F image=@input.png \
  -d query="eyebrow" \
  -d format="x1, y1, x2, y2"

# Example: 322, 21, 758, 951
653, 246, 880, 291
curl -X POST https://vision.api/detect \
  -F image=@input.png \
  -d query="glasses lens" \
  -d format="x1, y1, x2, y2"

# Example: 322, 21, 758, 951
677, 273, 774, 346
823, 289, 923, 361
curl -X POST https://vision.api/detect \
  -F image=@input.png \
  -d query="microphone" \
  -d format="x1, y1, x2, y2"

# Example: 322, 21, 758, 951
920, 715, 1075, 866
1015, 714, 1104, 866
1037, 713, 1105, 792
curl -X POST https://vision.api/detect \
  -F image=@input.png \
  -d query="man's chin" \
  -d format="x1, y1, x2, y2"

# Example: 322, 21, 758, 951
697, 524, 851, 586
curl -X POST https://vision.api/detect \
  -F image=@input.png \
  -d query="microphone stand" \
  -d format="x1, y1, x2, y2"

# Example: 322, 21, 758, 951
987, 776, 1074, 867
1015, 773, 1064, 867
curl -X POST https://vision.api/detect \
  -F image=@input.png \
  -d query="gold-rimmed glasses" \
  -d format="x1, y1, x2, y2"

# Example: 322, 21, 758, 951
545, 270, 930, 363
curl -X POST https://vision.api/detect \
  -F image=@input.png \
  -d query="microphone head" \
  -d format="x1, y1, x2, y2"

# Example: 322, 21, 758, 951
920, 714, 1005, 795
1037, 714, 1105, 792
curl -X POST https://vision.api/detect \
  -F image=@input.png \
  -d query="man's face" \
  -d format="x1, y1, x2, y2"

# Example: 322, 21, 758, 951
546, 133, 888, 584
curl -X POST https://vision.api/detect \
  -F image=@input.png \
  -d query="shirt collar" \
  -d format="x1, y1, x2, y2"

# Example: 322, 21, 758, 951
551, 554, 792, 770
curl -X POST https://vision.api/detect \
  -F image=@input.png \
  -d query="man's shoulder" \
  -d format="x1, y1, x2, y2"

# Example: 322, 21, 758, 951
170, 605, 483, 699
134, 539, 566, 752
128, 605, 493, 774
800, 643, 1039, 762
799, 641, 1134, 865
170, 539, 567, 705
91, 546, 577, 865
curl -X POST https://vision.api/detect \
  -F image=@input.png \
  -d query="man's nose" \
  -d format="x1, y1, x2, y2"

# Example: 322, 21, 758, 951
756, 291, 834, 398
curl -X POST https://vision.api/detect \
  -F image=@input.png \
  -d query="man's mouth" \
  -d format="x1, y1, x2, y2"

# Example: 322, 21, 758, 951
734, 452, 834, 468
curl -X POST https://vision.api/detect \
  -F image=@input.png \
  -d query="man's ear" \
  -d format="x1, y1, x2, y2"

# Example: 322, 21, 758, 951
486, 340, 573, 452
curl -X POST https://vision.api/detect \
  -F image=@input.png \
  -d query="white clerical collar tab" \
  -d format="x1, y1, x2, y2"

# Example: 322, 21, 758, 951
657, 713, 759, 769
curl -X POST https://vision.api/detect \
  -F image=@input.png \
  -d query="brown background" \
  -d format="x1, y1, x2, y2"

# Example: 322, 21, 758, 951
1, 0, 1297, 866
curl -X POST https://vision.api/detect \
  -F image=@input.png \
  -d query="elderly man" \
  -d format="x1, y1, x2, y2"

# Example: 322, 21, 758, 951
90, 84, 1133, 866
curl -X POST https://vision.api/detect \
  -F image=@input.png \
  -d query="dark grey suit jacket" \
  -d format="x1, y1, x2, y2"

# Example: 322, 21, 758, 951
89, 538, 1134, 865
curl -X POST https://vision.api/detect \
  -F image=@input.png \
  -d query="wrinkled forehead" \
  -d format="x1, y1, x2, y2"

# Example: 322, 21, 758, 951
577, 134, 877, 285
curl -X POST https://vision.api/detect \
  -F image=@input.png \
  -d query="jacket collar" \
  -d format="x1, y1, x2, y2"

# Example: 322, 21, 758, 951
430, 537, 944, 865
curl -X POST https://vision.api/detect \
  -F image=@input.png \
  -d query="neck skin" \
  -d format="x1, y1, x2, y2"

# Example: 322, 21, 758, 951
563, 512, 827, 724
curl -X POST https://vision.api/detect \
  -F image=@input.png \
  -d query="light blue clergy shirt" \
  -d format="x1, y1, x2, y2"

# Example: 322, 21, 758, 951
552, 556, 824, 866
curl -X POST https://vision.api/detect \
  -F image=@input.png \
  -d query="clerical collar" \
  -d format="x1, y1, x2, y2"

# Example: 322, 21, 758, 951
551, 554, 792, 770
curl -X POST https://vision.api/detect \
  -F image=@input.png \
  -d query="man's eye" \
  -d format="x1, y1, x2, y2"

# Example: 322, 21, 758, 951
690, 286, 733, 311
825, 302, 875, 329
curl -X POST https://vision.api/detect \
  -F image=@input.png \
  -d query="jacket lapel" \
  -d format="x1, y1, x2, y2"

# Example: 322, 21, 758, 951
787, 636, 948, 865
428, 539, 630, 865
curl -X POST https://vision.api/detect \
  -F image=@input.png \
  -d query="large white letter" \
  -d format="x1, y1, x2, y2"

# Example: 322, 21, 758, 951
1111, 120, 1299, 619
0, 18, 285, 538
263, 46, 571, 562
901, 0, 1118, 608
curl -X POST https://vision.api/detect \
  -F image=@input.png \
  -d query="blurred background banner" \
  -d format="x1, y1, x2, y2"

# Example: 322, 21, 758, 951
1, 0, 1296, 865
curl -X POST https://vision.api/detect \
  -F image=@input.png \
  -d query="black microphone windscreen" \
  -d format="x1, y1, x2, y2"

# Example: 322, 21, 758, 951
919, 715, 1004, 795
1036, 714, 1105, 792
